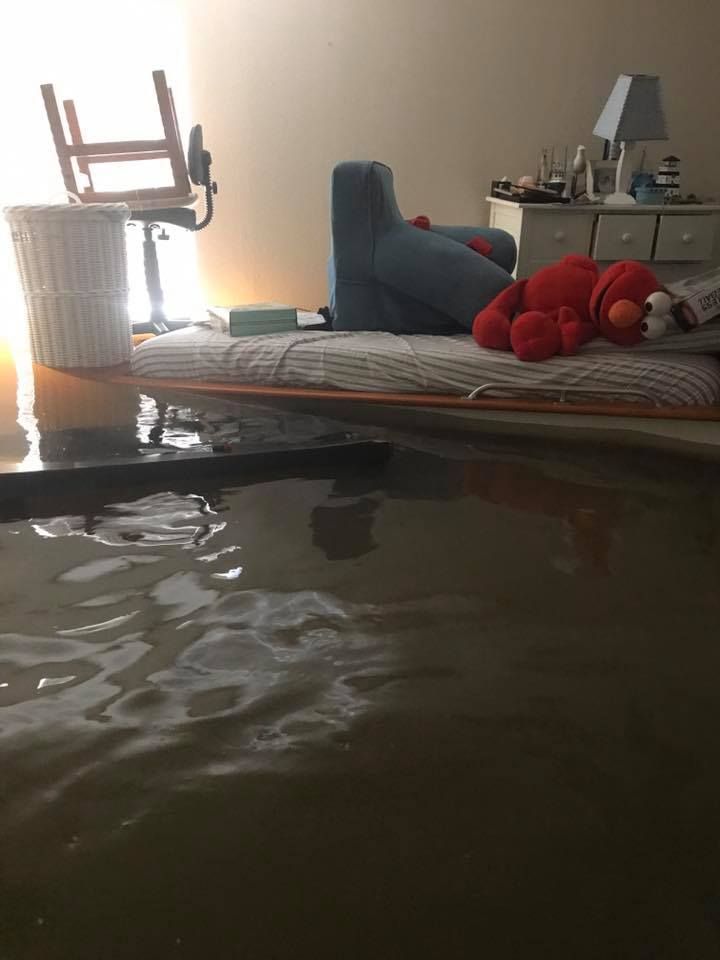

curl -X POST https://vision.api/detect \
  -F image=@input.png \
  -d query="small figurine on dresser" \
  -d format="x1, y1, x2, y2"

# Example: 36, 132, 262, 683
571, 145, 596, 201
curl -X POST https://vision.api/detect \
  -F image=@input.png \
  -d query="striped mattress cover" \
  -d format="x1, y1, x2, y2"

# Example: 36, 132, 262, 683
130, 326, 720, 407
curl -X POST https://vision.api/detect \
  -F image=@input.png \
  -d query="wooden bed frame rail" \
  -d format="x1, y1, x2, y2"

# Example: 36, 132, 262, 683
71, 367, 720, 423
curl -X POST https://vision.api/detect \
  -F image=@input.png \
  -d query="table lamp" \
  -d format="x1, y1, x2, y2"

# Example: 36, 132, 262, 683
593, 74, 668, 205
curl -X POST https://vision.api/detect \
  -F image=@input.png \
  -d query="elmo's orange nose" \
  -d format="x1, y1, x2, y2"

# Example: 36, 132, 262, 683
608, 299, 644, 328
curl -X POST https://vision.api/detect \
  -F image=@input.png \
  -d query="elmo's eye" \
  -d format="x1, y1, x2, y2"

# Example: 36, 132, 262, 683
640, 315, 667, 340
644, 291, 672, 316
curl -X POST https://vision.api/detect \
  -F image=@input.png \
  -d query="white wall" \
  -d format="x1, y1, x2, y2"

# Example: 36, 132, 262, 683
183, 0, 720, 309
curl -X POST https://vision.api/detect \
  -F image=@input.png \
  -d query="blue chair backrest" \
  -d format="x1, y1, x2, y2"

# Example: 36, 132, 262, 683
329, 161, 515, 334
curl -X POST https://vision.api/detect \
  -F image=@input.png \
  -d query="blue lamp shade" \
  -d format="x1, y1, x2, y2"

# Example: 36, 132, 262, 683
593, 74, 668, 142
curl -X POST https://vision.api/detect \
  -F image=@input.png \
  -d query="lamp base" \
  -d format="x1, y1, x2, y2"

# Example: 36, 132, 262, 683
604, 191, 636, 205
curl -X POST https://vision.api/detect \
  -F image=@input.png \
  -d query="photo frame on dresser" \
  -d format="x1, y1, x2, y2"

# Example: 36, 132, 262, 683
594, 160, 619, 196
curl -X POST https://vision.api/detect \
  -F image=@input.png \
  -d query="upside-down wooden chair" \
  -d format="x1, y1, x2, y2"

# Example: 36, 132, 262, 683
41, 70, 217, 333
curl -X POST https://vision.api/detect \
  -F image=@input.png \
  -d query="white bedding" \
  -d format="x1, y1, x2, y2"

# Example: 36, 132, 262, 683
130, 326, 720, 407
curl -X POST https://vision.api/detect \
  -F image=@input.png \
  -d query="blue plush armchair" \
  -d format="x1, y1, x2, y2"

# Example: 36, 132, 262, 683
328, 161, 516, 335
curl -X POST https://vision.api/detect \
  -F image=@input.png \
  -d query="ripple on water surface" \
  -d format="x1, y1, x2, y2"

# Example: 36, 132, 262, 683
0, 486, 435, 793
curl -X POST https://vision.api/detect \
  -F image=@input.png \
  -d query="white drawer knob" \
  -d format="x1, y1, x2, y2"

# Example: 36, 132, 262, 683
621, 232, 633, 244
682, 233, 694, 244
553, 230, 566, 242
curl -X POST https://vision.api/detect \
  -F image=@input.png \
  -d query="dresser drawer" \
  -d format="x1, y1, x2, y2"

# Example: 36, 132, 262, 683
654, 215, 716, 261
593, 214, 656, 261
525, 213, 594, 260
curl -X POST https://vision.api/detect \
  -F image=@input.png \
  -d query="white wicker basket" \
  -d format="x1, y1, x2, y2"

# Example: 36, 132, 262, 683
4, 202, 132, 367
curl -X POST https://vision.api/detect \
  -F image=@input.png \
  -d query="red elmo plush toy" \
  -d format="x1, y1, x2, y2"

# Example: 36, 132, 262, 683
473, 255, 599, 361
589, 260, 674, 347
473, 256, 673, 362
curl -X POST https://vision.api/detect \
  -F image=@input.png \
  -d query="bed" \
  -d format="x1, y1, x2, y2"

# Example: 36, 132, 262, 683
129, 325, 720, 408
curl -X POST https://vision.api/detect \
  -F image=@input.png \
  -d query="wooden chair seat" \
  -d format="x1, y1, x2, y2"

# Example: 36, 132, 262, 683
41, 70, 191, 205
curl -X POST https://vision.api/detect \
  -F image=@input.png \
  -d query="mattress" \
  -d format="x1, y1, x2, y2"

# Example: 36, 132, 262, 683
130, 326, 720, 407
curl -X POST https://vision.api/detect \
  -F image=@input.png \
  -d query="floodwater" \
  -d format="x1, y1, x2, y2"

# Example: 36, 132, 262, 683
2, 437, 720, 958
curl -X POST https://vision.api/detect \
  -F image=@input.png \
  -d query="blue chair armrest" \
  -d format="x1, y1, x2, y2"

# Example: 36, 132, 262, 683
430, 225, 517, 275
375, 222, 514, 330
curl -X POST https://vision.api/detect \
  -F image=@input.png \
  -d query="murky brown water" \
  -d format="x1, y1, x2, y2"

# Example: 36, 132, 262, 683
2, 441, 720, 958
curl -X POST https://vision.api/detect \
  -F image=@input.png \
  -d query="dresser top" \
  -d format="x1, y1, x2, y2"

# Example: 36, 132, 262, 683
485, 196, 720, 214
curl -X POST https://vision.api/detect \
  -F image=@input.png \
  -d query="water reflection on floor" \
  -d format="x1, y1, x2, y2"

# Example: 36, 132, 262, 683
2, 442, 720, 958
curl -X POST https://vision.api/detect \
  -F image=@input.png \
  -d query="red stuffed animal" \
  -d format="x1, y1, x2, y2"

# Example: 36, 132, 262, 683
589, 260, 675, 346
473, 256, 674, 362
473, 255, 599, 361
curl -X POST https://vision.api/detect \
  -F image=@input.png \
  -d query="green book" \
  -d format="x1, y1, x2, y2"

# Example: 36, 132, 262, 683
232, 320, 297, 337
207, 303, 299, 337
210, 303, 297, 324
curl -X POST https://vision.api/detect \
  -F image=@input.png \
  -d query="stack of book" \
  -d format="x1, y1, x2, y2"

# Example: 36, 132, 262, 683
207, 303, 299, 337
206, 304, 327, 337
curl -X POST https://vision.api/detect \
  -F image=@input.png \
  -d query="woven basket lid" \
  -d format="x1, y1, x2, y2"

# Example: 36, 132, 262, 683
3, 203, 131, 223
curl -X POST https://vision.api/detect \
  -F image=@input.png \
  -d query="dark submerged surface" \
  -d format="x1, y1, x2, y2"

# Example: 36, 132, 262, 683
3, 412, 720, 958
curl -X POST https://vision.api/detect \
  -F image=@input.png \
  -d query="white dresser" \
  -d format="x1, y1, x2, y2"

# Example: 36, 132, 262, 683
486, 196, 720, 282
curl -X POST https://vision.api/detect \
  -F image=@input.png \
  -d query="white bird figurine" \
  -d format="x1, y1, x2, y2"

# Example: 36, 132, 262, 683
572, 145, 597, 200
572, 145, 587, 176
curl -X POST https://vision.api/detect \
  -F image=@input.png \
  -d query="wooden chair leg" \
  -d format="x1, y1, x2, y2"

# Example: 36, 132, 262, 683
167, 86, 185, 173
63, 98, 94, 191
152, 70, 190, 195
40, 84, 80, 197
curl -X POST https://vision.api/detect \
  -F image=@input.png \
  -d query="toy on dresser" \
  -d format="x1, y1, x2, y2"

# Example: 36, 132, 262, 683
472, 256, 685, 362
